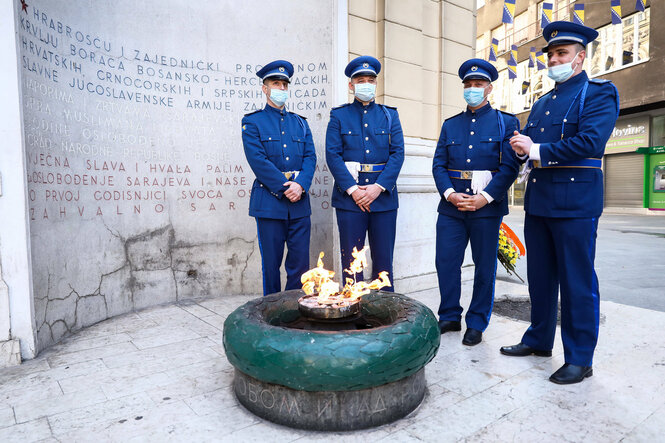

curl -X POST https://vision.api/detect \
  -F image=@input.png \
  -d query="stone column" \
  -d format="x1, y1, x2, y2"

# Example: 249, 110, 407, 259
347, 0, 476, 292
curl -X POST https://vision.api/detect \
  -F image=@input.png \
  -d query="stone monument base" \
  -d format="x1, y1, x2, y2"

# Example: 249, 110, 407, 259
233, 368, 427, 431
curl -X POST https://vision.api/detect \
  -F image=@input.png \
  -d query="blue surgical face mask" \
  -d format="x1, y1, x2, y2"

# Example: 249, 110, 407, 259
354, 83, 376, 102
463, 86, 487, 107
269, 88, 288, 107
547, 52, 581, 83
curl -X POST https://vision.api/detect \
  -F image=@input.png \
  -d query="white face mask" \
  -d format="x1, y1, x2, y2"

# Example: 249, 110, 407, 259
353, 83, 376, 102
463, 86, 487, 107
547, 51, 581, 83
269, 88, 288, 107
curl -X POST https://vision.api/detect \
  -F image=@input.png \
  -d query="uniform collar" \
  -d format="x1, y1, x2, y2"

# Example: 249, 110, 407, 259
263, 103, 287, 115
465, 102, 493, 117
352, 98, 376, 110
554, 70, 588, 92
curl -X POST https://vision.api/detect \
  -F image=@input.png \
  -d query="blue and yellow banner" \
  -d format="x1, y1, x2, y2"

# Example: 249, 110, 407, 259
541, 2, 553, 28
536, 51, 546, 70
489, 38, 499, 61
573, 4, 585, 25
502, 0, 515, 24
508, 63, 517, 79
508, 45, 517, 79
611, 0, 622, 24
529, 46, 536, 68
635, 0, 645, 12
521, 81, 531, 94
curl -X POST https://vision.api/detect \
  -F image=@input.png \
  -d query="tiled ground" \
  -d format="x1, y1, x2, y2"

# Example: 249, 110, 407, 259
1, 279, 664, 442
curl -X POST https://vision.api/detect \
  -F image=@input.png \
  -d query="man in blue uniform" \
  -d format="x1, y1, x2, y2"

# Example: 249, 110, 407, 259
501, 22, 620, 384
433, 59, 520, 346
325, 56, 404, 290
241, 60, 317, 296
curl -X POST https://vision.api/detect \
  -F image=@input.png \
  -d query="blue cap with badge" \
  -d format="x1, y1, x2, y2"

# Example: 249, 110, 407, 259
256, 60, 294, 83
344, 56, 381, 78
458, 58, 498, 82
542, 21, 598, 51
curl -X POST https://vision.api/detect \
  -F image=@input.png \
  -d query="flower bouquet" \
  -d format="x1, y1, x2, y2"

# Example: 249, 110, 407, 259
498, 222, 525, 282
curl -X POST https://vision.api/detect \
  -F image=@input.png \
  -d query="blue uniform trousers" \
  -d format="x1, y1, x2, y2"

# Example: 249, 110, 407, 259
256, 216, 311, 296
335, 208, 397, 291
521, 214, 600, 366
435, 213, 502, 331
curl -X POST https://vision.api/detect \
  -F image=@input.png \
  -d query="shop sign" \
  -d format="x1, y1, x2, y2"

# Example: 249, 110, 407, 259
606, 115, 650, 154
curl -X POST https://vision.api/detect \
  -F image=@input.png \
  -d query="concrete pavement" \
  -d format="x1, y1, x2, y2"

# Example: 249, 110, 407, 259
1, 210, 664, 442
499, 208, 665, 312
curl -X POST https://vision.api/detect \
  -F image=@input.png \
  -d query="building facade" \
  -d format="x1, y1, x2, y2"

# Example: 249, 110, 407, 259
476, 0, 662, 210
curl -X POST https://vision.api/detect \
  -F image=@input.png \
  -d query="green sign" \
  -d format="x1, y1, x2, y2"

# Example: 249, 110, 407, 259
647, 146, 665, 209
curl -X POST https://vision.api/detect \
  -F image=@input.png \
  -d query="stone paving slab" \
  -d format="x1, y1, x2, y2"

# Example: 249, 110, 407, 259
1, 282, 664, 442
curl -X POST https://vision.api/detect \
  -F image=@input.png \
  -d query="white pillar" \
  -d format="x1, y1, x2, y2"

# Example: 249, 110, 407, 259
0, 0, 37, 363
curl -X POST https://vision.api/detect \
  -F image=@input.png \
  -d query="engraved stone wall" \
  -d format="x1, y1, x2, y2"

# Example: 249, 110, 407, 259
15, 0, 336, 351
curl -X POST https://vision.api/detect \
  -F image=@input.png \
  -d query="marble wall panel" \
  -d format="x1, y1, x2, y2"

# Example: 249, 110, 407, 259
15, 0, 336, 351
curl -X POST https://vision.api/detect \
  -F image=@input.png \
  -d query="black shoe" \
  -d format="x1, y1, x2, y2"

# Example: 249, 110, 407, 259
462, 328, 482, 346
500, 342, 552, 357
549, 363, 593, 384
439, 320, 461, 334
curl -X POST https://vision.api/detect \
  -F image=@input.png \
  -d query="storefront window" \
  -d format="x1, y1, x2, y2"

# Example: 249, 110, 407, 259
652, 115, 665, 147
589, 8, 650, 76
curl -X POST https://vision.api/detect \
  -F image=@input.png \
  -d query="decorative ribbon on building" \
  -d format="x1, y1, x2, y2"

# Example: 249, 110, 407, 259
521, 81, 531, 94
502, 0, 515, 24
611, 0, 622, 24
536, 51, 547, 70
573, 3, 585, 25
529, 46, 536, 68
635, 0, 645, 12
541, 2, 553, 28
489, 38, 499, 61
508, 44, 518, 79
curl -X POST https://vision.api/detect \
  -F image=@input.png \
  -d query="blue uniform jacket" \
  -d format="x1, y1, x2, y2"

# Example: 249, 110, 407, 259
325, 100, 405, 212
242, 104, 317, 220
522, 71, 619, 218
432, 103, 521, 218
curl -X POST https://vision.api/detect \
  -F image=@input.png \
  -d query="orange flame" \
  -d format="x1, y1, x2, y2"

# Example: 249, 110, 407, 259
300, 252, 339, 301
301, 248, 391, 305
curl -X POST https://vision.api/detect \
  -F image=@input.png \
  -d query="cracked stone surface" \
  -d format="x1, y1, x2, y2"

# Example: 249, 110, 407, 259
31, 221, 262, 353
1, 282, 664, 441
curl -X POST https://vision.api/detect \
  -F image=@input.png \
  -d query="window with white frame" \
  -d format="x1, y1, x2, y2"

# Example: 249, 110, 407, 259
476, 33, 490, 59
491, 63, 555, 115
529, 69, 554, 109
492, 25, 507, 54
537, 0, 575, 34
513, 11, 530, 45
490, 69, 512, 113
588, 8, 650, 76
555, 0, 574, 22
